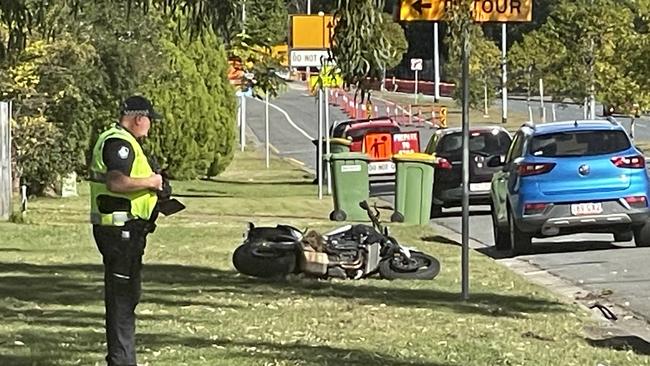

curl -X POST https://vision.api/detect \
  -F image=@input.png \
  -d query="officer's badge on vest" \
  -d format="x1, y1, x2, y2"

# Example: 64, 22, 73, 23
118, 146, 130, 160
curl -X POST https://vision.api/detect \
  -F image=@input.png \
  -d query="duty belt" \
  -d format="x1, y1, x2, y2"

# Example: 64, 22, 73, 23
90, 211, 133, 226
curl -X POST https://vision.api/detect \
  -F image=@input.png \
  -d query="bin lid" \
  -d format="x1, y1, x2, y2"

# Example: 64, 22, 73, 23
392, 152, 437, 164
312, 137, 352, 146
329, 137, 352, 146
328, 152, 370, 161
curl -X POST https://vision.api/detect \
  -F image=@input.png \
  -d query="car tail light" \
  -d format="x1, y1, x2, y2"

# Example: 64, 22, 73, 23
524, 202, 548, 215
517, 163, 555, 176
437, 157, 452, 169
625, 196, 647, 208
611, 155, 645, 169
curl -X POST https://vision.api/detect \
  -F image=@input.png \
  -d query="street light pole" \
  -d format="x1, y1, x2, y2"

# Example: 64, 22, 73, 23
501, 23, 508, 124
434, 22, 440, 102
461, 22, 471, 301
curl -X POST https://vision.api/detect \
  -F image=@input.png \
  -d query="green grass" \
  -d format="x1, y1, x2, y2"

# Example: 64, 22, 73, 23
1, 150, 649, 365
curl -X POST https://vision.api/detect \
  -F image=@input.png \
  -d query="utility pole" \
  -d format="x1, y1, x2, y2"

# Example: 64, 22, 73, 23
588, 0, 596, 120
461, 22, 470, 301
434, 22, 441, 102
589, 38, 596, 119
501, 23, 508, 124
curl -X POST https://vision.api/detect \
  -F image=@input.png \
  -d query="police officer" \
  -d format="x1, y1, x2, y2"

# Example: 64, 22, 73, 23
89, 95, 163, 366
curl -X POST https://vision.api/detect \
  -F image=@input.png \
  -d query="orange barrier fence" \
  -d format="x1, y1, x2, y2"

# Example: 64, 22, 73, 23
325, 87, 448, 128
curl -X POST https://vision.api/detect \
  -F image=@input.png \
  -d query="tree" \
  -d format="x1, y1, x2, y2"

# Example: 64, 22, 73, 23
2, 1, 238, 190
380, 13, 407, 71
0, 37, 110, 194
444, 1, 501, 109
145, 31, 237, 179
508, 0, 642, 111
244, 0, 288, 45
330, 0, 393, 97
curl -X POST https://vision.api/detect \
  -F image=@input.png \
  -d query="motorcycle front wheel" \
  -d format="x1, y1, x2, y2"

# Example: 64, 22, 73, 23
232, 243, 297, 278
379, 252, 440, 280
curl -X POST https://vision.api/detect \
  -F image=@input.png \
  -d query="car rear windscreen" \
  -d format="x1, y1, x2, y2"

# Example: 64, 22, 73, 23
438, 131, 511, 156
530, 130, 630, 157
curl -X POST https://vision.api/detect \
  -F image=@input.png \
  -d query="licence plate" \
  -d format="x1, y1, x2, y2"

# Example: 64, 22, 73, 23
469, 182, 491, 192
571, 202, 603, 216
368, 161, 396, 175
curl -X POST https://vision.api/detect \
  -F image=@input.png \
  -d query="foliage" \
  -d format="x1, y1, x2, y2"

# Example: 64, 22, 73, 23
145, 32, 237, 179
1, 1, 238, 191
444, 0, 501, 109
229, 33, 287, 99
244, 0, 288, 46
508, 0, 644, 111
0, 37, 110, 194
380, 13, 407, 71
330, 0, 392, 99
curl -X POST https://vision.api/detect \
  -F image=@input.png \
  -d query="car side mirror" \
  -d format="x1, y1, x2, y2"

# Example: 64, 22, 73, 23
487, 155, 506, 168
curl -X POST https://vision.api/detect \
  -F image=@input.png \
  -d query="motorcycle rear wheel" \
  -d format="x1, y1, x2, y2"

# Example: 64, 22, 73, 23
379, 252, 440, 280
232, 243, 297, 278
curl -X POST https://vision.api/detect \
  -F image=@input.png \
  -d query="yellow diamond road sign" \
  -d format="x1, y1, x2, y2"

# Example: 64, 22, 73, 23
400, 0, 532, 23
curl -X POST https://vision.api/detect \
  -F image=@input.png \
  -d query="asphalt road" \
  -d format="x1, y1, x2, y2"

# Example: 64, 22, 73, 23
245, 82, 650, 322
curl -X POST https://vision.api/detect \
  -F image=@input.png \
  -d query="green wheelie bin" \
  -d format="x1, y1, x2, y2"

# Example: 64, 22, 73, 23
313, 138, 352, 185
328, 152, 370, 221
390, 153, 437, 225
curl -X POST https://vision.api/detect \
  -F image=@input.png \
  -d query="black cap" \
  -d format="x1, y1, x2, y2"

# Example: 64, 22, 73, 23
120, 95, 162, 120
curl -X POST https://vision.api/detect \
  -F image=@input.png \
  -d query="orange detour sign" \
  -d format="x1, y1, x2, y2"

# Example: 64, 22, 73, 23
400, 0, 532, 23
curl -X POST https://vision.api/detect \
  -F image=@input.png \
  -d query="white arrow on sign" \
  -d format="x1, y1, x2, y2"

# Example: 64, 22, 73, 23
411, 58, 423, 71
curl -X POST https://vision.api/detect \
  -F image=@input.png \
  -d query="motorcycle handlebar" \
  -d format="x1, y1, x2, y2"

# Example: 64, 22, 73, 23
359, 200, 384, 233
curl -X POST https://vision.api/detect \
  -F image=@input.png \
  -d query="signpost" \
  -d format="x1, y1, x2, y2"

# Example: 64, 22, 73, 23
411, 58, 423, 102
434, 23, 441, 101
400, 0, 532, 301
0, 102, 11, 221
291, 14, 337, 199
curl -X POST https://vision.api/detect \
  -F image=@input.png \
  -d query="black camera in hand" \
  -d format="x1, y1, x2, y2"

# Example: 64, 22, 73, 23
148, 157, 172, 201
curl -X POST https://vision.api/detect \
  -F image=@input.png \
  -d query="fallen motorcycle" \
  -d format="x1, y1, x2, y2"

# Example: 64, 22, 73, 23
232, 201, 440, 280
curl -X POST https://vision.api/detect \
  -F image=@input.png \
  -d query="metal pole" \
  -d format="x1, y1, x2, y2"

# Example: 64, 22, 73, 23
539, 78, 546, 123
631, 118, 636, 140
552, 103, 557, 121
325, 87, 332, 195
307, 0, 311, 14
0, 102, 10, 220
501, 23, 508, 124
483, 81, 489, 118
242, 0, 246, 34
265, 93, 270, 168
240, 96, 247, 152
434, 22, 441, 102
317, 89, 324, 200
461, 24, 470, 301
414, 70, 419, 103
588, 2, 596, 120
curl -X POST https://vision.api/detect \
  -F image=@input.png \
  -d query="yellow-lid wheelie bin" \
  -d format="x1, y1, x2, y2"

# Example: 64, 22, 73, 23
390, 153, 437, 225
328, 152, 370, 221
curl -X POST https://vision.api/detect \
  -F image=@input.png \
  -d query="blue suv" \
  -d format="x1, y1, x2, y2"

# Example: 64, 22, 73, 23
490, 119, 650, 255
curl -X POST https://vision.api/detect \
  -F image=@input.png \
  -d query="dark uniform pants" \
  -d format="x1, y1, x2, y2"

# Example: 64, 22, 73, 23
93, 220, 153, 366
